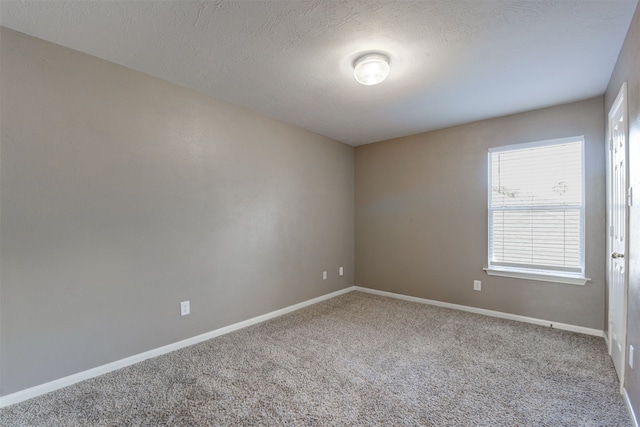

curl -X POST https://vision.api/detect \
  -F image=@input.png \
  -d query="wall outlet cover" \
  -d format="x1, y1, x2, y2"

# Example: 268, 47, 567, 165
181, 300, 190, 316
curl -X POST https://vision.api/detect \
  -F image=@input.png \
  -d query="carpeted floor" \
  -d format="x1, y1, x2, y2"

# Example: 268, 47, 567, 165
0, 291, 632, 426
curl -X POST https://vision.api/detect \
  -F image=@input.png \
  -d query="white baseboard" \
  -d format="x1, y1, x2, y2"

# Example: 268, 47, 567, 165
624, 387, 639, 427
0, 285, 606, 408
0, 286, 355, 408
353, 286, 604, 337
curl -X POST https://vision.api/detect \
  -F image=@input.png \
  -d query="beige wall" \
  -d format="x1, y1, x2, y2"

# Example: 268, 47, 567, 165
0, 28, 354, 396
605, 2, 640, 420
355, 97, 606, 329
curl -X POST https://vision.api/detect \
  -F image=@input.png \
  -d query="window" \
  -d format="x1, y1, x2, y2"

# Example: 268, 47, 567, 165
485, 136, 588, 285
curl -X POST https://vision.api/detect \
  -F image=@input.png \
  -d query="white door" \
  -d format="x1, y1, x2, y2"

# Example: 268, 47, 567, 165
608, 82, 628, 382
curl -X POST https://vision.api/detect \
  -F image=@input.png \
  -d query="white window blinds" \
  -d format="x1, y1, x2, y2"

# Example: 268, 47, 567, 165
488, 137, 585, 276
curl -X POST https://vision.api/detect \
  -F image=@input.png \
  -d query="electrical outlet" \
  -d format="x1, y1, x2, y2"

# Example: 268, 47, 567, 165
339, 267, 344, 276
181, 300, 190, 316
630, 345, 635, 369
473, 280, 481, 291
323, 271, 327, 280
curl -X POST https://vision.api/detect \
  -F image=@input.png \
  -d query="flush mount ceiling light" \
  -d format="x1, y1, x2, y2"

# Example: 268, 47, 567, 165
353, 53, 390, 86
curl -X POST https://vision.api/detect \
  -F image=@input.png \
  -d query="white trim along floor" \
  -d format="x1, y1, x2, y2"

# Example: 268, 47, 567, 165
0, 285, 606, 409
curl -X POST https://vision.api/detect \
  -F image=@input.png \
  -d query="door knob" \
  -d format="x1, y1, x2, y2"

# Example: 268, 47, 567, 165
612, 252, 625, 259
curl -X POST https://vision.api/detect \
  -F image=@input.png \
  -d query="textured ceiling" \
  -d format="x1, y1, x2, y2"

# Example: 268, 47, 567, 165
0, 0, 637, 146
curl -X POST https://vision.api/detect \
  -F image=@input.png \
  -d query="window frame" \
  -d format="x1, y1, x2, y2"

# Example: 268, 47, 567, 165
484, 136, 590, 286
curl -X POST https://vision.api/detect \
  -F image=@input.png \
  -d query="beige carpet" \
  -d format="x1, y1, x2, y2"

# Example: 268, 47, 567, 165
0, 291, 631, 426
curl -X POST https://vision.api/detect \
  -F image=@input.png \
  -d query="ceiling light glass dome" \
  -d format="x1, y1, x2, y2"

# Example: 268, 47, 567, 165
353, 53, 390, 86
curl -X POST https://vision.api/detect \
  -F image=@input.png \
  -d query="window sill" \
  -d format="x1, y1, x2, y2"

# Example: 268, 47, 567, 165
483, 268, 590, 286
